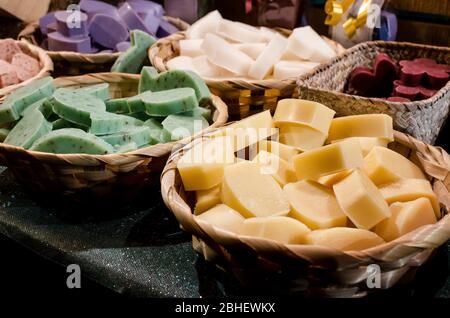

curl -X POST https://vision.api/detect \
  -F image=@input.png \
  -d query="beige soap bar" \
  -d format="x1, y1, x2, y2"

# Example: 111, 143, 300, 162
248, 33, 287, 80
273, 99, 335, 134
292, 139, 364, 180
197, 204, 245, 233
304, 227, 385, 251
252, 151, 297, 186
217, 20, 269, 43
379, 178, 440, 218
286, 26, 336, 62
186, 10, 222, 39
222, 161, 290, 218
201, 33, 254, 75
333, 169, 391, 230
180, 39, 204, 58
238, 216, 310, 244
375, 198, 437, 242
328, 114, 394, 142
363, 146, 426, 186
332, 137, 389, 157
258, 140, 299, 162
177, 136, 235, 191
317, 169, 352, 188
279, 124, 327, 151
284, 180, 347, 230
273, 60, 319, 79
195, 185, 221, 215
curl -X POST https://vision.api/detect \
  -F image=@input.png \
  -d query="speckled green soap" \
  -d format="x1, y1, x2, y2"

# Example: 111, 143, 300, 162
127, 92, 152, 113
89, 112, 143, 135
162, 114, 208, 141
138, 66, 158, 93
52, 118, 86, 131
75, 83, 110, 101
22, 97, 54, 119
143, 118, 171, 144
143, 88, 198, 116
101, 126, 153, 147
105, 98, 130, 114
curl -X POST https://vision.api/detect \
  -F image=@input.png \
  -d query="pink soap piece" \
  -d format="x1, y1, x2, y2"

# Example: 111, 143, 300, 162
393, 80, 437, 101
387, 96, 411, 103
118, 2, 153, 34
89, 14, 129, 49
55, 11, 89, 38
47, 32, 92, 53
399, 58, 450, 90
39, 12, 56, 35
0, 39, 22, 63
11, 53, 40, 82
79, 0, 121, 21
0, 60, 19, 88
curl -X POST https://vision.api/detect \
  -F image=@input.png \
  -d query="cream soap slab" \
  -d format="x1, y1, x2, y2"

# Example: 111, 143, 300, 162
248, 33, 287, 80
328, 114, 394, 142
286, 26, 336, 62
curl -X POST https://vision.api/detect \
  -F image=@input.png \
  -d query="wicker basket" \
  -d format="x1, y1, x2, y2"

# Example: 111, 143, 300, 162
161, 130, 450, 297
0, 39, 53, 99
19, 16, 189, 76
0, 72, 227, 205
149, 30, 345, 121
297, 41, 450, 145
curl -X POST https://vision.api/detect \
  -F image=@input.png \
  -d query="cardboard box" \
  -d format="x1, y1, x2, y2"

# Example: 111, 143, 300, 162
0, 0, 50, 22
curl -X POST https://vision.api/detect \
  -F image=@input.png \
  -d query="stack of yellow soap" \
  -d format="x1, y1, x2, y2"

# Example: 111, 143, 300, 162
176, 99, 439, 252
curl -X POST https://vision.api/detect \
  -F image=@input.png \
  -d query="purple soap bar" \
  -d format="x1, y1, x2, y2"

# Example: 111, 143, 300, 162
79, 0, 121, 21
47, 31, 92, 53
142, 13, 161, 35
118, 2, 153, 34
47, 22, 58, 34
115, 41, 131, 52
89, 14, 129, 49
55, 11, 89, 38
127, 0, 165, 17
156, 19, 179, 38
39, 12, 56, 35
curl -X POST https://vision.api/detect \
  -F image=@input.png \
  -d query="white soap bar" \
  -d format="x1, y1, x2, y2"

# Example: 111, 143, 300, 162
234, 43, 266, 59
248, 33, 288, 80
217, 20, 269, 43
166, 56, 197, 72
286, 26, 336, 62
186, 10, 222, 39
192, 55, 235, 78
180, 39, 204, 58
201, 33, 254, 75
273, 60, 319, 79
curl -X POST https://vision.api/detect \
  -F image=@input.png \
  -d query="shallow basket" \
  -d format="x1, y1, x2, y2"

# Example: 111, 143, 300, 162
0, 73, 227, 205
297, 41, 450, 144
0, 39, 53, 98
161, 130, 450, 297
19, 16, 189, 76
149, 30, 345, 121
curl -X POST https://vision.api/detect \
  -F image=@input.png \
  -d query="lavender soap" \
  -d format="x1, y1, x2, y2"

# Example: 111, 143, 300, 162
89, 14, 129, 49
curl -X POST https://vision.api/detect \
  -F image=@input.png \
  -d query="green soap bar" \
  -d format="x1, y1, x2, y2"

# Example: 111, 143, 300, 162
30, 128, 114, 155
162, 114, 209, 141
101, 126, 154, 147
89, 112, 143, 135
127, 92, 152, 113
141, 70, 212, 106
4, 110, 52, 149
143, 87, 198, 116
105, 97, 130, 114
52, 89, 106, 127
138, 66, 158, 93
21, 97, 54, 119
127, 112, 150, 121
52, 118, 86, 131
182, 106, 212, 122
114, 142, 138, 153
0, 128, 11, 142
130, 30, 156, 48
143, 118, 171, 144
67, 83, 110, 101
0, 76, 54, 124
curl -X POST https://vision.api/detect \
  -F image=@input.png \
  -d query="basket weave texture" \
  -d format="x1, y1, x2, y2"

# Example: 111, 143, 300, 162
161, 130, 450, 297
297, 41, 450, 144
149, 30, 345, 121
0, 72, 228, 204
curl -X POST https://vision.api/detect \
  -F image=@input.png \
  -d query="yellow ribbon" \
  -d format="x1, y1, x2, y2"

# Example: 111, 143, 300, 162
325, 0, 373, 38
324, 0, 354, 26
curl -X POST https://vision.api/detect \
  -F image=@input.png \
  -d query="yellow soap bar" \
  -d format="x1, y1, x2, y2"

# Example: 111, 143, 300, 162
195, 185, 221, 215
222, 161, 290, 218
379, 178, 440, 218
328, 114, 394, 142
375, 198, 437, 242
332, 137, 389, 156
238, 216, 310, 244
316, 169, 352, 188
273, 99, 335, 133
252, 151, 297, 186
292, 139, 364, 180
177, 136, 235, 191
283, 180, 347, 230
304, 227, 385, 251
258, 139, 299, 162
196, 204, 245, 233
279, 124, 327, 151
333, 169, 391, 230
363, 146, 426, 186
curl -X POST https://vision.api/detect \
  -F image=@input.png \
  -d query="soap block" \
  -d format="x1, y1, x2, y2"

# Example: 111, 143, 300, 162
363, 146, 426, 186
258, 140, 299, 162
235, 43, 266, 60
284, 180, 346, 230
138, 66, 158, 93
183, 106, 212, 122
196, 204, 245, 233
252, 150, 297, 186
162, 114, 209, 141
304, 227, 385, 251
186, 10, 222, 39
195, 185, 221, 215
0, 128, 10, 142
89, 112, 141, 135
180, 39, 204, 58
167, 56, 196, 72
0, 39, 21, 62
127, 0, 164, 17
379, 178, 440, 218
328, 114, 394, 142
217, 20, 268, 44
375, 198, 437, 242
105, 97, 131, 114
47, 32, 91, 53
11, 53, 40, 82
248, 33, 287, 80
21, 97, 53, 119
100, 126, 153, 147
286, 26, 336, 63
279, 124, 327, 151
221, 161, 290, 218
39, 12, 56, 35
52, 118, 86, 131
273, 60, 319, 80
238, 216, 310, 244
54, 11, 89, 38
177, 136, 236, 191
333, 169, 391, 230
127, 93, 150, 113
118, 2, 154, 34
273, 99, 336, 134
74, 83, 110, 101
143, 118, 171, 144
79, 0, 120, 21
89, 14, 129, 49
316, 170, 352, 188
332, 137, 389, 157
0, 60, 19, 88
156, 19, 179, 38
115, 41, 131, 52
192, 56, 234, 78
143, 87, 198, 116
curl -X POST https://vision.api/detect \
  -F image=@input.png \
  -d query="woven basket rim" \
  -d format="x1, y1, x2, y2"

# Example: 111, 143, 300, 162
0, 39, 53, 98
0, 72, 228, 164
297, 40, 450, 106
161, 128, 450, 266
148, 30, 346, 91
